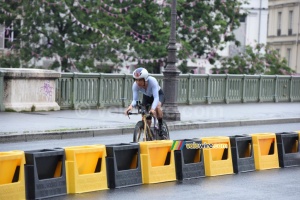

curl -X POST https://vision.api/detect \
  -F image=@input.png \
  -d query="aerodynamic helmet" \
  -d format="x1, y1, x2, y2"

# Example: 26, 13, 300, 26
132, 67, 149, 81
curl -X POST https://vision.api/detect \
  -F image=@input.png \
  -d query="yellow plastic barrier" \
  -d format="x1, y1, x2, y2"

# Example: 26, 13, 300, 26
201, 136, 233, 176
293, 131, 300, 156
251, 133, 279, 170
64, 145, 108, 193
139, 140, 176, 184
296, 130, 300, 139
295, 130, 300, 154
0, 150, 26, 200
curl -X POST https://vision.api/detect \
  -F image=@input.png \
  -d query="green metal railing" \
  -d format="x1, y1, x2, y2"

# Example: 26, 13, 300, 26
54, 73, 300, 109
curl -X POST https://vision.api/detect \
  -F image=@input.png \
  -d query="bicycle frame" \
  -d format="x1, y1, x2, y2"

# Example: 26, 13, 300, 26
139, 113, 154, 141
129, 101, 169, 142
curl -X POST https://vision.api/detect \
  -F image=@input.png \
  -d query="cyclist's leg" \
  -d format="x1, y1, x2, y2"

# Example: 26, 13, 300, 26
156, 89, 165, 136
156, 102, 163, 119
142, 94, 153, 111
142, 94, 153, 125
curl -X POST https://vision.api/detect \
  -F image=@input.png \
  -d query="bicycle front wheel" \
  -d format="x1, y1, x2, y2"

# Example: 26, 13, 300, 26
133, 121, 154, 142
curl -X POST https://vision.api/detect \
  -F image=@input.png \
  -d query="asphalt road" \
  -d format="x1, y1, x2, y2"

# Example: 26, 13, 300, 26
1, 123, 300, 200
1, 122, 299, 151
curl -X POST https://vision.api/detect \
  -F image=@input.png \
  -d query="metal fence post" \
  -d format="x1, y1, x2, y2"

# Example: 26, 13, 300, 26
207, 74, 211, 104
274, 75, 278, 102
225, 74, 229, 104
0, 72, 4, 111
122, 73, 127, 108
258, 75, 262, 102
98, 73, 104, 108
242, 74, 246, 103
290, 75, 293, 102
72, 72, 78, 109
187, 73, 192, 105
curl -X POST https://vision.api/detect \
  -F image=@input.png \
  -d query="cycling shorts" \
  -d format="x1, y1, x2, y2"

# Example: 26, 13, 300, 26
142, 89, 165, 108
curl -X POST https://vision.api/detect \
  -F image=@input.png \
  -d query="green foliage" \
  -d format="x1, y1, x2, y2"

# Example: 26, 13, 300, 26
212, 43, 295, 75
0, 0, 248, 72
178, 60, 189, 74
0, 52, 20, 68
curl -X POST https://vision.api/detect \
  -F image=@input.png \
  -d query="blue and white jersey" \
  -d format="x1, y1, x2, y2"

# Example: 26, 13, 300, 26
131, 76, 161, 110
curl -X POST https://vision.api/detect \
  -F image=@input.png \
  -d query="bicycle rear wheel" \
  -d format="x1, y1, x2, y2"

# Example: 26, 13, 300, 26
133, 121, 154, 142
156, 120, 170, 140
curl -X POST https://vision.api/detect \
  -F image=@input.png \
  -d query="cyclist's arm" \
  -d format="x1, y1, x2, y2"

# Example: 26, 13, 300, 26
150, 81, 160, 110
131, 83, 139, 107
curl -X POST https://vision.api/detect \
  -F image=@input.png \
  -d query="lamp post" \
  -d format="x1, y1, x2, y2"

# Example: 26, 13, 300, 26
163, 0, 180, 121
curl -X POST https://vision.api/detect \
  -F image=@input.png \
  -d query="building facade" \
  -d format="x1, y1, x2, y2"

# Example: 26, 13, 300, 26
227, 0, 269, 56
193, 0, 269, 73
267, 0, 300, 73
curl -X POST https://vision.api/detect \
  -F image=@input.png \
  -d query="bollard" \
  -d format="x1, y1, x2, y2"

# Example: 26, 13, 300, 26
230, 135, 255, 173
275, 132, 300, 168
251, 133, 279, 170
0, 150, 26, 200
106, 143, 142, 188
24, 148, 67, 199
173, 139, 205, 180
139, 140, 176, 184
201, 136, 233, 176
64, 145, 108, 193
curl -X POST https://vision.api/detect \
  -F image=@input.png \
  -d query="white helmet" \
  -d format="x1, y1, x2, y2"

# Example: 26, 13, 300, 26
133, 67, 149, 81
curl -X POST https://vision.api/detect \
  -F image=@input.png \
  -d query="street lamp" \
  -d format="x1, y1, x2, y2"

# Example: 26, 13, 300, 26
163, 0, 180, 121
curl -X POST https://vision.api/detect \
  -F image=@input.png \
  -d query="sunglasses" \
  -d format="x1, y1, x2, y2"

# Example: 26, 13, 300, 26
133, 78, 144, 82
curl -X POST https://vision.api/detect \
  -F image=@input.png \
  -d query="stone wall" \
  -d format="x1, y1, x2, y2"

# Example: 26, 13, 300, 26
0, 68, 60, 112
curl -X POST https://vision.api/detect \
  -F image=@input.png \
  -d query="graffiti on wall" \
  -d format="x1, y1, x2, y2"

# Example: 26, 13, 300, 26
40, 80, 53, 101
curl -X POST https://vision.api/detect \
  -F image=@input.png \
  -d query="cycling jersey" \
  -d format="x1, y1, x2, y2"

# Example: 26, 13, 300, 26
131, 76, 161, 110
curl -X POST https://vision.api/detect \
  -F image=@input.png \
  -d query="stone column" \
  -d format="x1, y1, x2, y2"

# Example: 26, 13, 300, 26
163, 0, 181, 121
0, 68, 60, 112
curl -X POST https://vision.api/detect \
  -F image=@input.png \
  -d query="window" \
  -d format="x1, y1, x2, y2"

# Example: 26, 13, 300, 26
288, 11, 293, 35
287, 48, 291, 67
0, 21, 20, 49
240, 14, 246, 23
4, 25, 14, 48
277, 12, 282, 36
0, 25, 4, 49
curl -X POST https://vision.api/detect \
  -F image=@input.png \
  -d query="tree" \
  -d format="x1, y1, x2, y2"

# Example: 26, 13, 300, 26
0, 0, 248, 73
211, 43, 295, 75
177, 60, 189, 74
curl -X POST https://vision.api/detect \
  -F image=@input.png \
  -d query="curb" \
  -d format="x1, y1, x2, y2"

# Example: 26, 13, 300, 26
1, 117, 300, 143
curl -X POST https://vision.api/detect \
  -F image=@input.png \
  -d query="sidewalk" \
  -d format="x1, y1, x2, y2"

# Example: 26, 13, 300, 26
1, 102, 300, 143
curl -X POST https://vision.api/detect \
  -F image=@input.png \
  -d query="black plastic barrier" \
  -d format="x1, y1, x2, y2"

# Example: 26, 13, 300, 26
230, 135, 255, 173
174, 139, 205, 180
106, 143, 142, 188
276, 132, 300, 168
24, 148, 67, 199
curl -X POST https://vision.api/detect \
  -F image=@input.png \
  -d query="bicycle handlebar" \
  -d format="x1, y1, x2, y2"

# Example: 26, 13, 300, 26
126, 101, 152, 119
127, 112, 139, 115
127, 111, 153, 119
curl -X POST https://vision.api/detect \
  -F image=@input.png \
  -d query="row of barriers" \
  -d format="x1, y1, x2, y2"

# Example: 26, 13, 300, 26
0, 131, 300, 199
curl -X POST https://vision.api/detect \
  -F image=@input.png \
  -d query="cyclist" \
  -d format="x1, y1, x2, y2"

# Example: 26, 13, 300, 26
125, 67, 166, 137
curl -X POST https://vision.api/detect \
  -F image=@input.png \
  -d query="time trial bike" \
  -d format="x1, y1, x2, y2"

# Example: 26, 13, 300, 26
127, 101, 170, 142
